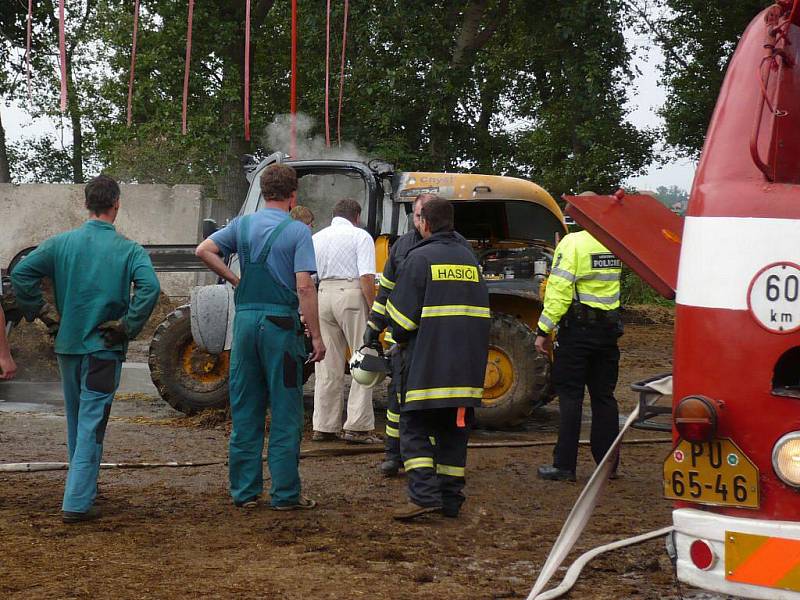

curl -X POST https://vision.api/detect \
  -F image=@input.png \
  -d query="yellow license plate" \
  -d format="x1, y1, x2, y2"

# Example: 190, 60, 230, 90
663, 438, 760, 509
726, 531, 800, 592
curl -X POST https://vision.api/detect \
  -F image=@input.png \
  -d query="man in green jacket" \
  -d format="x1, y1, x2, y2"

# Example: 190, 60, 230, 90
11, 175, 160, 523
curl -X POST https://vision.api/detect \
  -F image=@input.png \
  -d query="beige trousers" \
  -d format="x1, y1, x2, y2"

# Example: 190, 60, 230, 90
313, 279, 375, 433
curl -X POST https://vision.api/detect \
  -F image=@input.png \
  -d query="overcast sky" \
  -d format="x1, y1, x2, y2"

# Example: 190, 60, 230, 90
3, 26, 697, 192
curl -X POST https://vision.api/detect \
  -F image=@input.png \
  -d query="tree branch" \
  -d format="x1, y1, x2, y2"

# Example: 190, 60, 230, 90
622, 0, 689, 70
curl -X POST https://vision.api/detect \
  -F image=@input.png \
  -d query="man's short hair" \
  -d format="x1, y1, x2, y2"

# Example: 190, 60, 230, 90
290, 205, 314, 225
420, 197, 454, 233
414, 193, 437, 208
332, 198, 362, 222
84, 175, 120, 215
260, 164, 298, 201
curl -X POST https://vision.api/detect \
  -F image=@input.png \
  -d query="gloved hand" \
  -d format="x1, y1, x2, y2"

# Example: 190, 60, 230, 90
38, 303, 61, 336
363, 322, 382, 349
0, 284, 23, 326
98, 320, 129, 347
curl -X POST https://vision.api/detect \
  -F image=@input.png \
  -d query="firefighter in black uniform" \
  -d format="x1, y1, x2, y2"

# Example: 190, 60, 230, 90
385, 197, 490, 521
363, 194, 436, 476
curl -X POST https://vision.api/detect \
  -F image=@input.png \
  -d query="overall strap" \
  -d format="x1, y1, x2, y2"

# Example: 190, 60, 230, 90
253, 216, 293, 265
237, 215, 253, 265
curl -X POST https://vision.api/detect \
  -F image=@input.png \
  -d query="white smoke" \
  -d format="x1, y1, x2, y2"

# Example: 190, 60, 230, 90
262, 113, 373, 233
263, 112, 367, 162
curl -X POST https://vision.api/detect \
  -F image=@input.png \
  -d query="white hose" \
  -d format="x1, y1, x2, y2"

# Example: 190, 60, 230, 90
0, 460, 223, 472
527, 405, 643, 599
532, 526, 674, 600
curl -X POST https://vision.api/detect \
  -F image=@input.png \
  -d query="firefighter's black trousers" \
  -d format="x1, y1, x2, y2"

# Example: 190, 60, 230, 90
399, 407, 473, 516
384, 353, 402, 462
552, 320, 620, 473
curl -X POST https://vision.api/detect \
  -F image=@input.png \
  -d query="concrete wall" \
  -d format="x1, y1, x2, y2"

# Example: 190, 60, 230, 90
0, 184, 206, 296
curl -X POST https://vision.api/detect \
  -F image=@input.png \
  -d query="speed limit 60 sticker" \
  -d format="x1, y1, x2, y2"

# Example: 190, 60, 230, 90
748, 262, 800, 333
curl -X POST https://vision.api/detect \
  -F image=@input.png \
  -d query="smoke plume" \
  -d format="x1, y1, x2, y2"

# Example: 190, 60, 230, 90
263, 112, 367, 162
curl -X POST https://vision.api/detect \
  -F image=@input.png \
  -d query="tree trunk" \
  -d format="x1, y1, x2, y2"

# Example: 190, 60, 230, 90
0, 109, 11, 183
428, 0, 507, 169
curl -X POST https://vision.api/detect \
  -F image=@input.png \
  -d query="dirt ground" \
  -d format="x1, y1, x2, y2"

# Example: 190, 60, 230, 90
0, 314, 685, 600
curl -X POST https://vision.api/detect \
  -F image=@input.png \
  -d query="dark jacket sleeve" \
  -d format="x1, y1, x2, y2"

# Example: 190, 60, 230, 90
368, 242, 400, 330
386, 252, 427, 343
9, 239, 55, 319
123, 246, 161, 339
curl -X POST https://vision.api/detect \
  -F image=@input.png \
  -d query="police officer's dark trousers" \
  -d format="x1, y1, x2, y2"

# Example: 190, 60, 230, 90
552, 320, 620, 473
400, 407, 472, 516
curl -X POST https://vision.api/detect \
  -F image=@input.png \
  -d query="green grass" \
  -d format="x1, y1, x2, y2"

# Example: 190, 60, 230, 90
620, 266, 674, 306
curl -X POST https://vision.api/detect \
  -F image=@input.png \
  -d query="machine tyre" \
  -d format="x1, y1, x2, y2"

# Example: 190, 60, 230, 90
476, 312, 551, 429
149, 306, 313, 415
149, 305, 230, 414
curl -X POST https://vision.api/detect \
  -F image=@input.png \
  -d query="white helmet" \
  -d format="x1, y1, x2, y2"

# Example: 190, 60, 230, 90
349, 346, 389, 388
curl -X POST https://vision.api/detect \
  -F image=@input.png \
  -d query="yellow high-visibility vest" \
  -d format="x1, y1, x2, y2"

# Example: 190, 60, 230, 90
537, 230, 621, 334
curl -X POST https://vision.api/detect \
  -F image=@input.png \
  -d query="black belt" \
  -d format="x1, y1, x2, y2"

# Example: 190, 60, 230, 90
565, 302, 620, 325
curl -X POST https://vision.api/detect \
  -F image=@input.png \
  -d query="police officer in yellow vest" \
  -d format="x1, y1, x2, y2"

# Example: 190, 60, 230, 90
385, 197, 490, 521
535, 230, 622, 481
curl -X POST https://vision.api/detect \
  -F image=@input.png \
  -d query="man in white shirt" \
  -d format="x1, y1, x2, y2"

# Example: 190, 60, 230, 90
312, 198, 378, 443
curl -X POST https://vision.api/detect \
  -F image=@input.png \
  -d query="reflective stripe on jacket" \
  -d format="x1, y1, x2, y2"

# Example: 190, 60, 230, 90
368, 229, 421, 333
387, 231, 490, 411
537, 230, 621, 334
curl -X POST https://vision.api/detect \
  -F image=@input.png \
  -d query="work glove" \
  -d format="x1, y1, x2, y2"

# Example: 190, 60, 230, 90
0, 283, 23, 326
98, 320, 129, 347
363, 322, 382, 349
37, 303, 61, 336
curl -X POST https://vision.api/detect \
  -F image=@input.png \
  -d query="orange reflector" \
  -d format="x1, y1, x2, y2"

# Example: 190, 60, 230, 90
726, 531, 800, 592
456, 407, 466, 428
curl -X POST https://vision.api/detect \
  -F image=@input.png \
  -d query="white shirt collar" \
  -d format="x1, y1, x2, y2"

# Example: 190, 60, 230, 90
331, 216, 354, 227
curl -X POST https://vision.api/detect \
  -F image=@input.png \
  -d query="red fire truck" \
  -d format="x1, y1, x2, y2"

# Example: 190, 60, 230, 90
566, 1, 800, 597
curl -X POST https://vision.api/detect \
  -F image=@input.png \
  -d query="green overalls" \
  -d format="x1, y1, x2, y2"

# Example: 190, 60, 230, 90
10, 219, 160, 514
228, 215, 307, 507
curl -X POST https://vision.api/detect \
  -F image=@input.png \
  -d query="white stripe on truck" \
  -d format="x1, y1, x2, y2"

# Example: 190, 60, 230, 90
676, 216, 800, 310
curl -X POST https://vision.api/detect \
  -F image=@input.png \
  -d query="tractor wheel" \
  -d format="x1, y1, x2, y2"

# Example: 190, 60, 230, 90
476, 312, 551, 429
149, 305, 314, 415
149, 305, 230, 414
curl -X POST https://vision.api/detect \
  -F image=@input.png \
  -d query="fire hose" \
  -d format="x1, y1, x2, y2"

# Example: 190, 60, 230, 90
530, 526, 674, 600
0, 436, 670, 473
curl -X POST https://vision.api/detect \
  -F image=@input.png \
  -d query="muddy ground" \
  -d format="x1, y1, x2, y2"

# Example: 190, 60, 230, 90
0, 315, 688, 600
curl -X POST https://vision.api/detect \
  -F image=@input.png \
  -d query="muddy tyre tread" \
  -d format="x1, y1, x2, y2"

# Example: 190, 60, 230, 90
148, 305, 230, 415
475, 312, 551, 429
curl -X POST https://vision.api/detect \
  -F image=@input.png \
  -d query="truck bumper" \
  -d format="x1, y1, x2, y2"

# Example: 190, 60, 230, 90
674, 508, 800, 599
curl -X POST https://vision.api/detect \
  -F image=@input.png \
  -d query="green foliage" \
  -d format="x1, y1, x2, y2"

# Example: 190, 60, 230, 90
3, 0, 656, 201
628, 0, 772, 158
620, 265, 673, 306
7, 136, 75, 183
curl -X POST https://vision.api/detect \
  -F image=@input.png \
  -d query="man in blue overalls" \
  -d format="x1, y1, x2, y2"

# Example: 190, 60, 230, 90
196, 164, 325, 510
12, 175, 160, 523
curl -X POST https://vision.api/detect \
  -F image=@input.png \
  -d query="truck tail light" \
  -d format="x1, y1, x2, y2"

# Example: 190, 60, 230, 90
773, 432, 800, 487
675, 396, 718, 442
689, 539, 716, 570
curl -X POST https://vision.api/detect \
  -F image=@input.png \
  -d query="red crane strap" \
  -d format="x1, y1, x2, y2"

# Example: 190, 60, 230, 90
59, 0, 66, 112
26, 0, 33, 105
336, 0, 350, 147
244, 0, 251, 141
325, 0, 331, 147
127, 0, 140, 127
